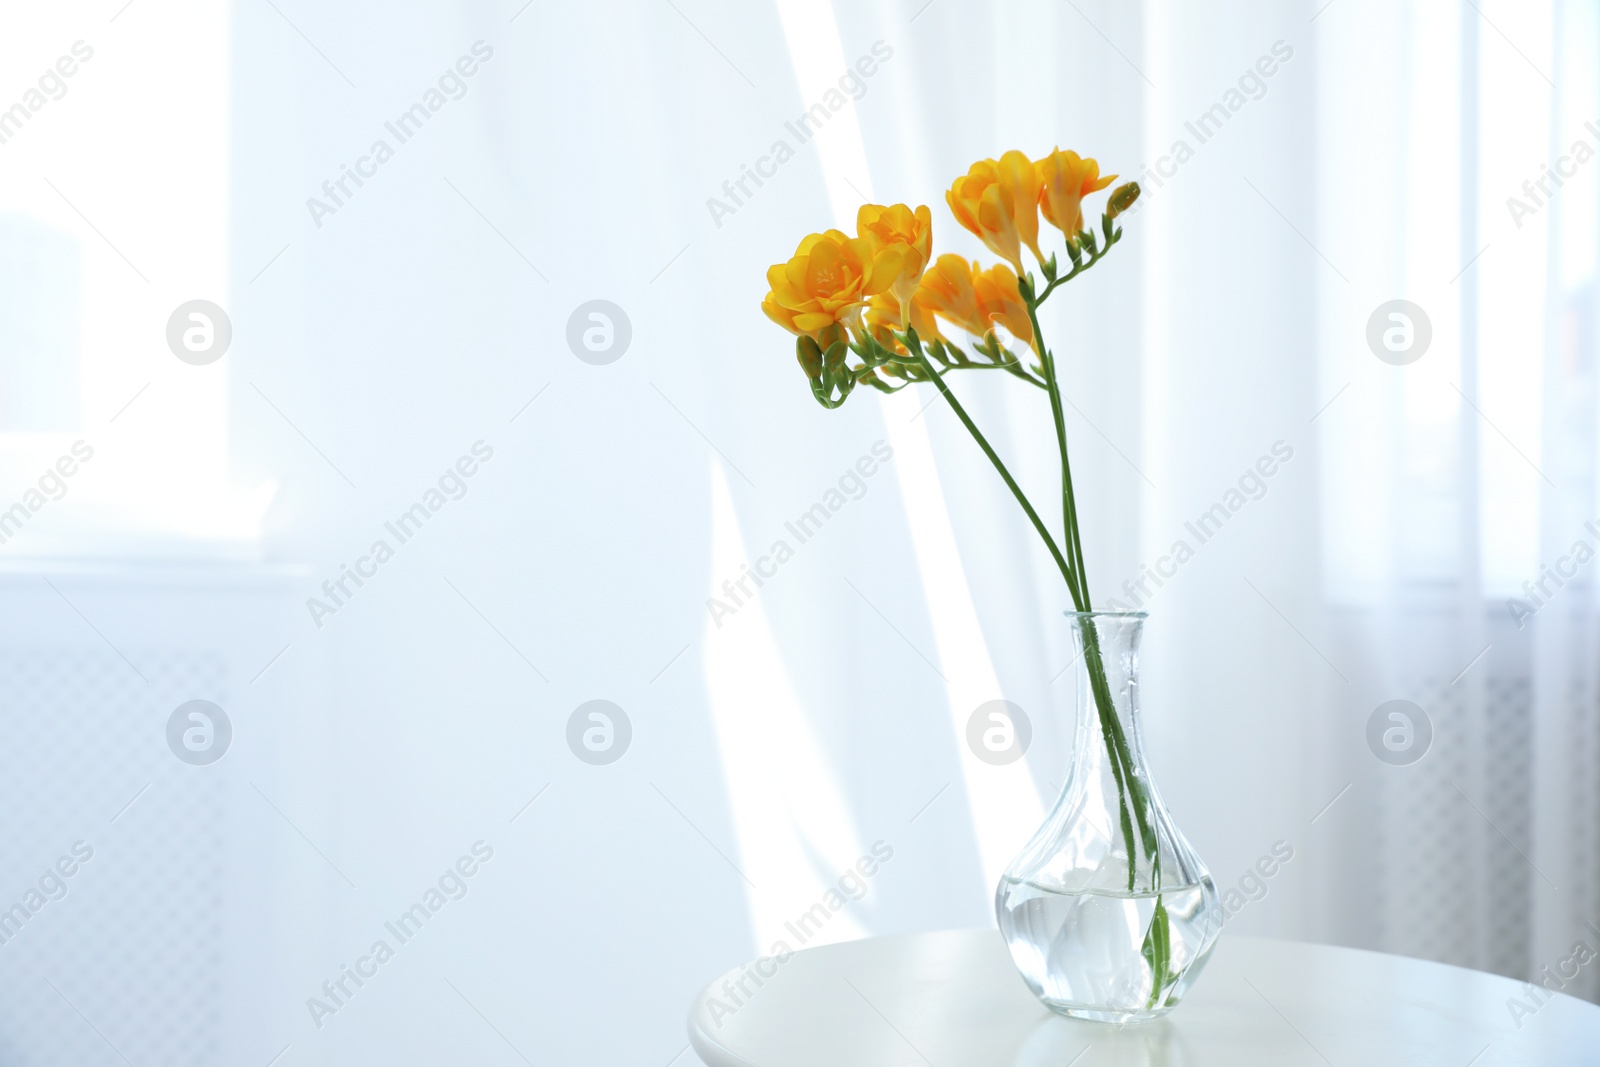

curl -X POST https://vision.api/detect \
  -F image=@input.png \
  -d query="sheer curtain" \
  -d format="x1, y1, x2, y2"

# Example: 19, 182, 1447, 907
1309, 0, 1600, 995
4, 1, 1599, 1065
679, 0, 1600, 1016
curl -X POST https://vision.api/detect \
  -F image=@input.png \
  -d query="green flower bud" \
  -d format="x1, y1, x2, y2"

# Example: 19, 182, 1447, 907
1106, 182, 1141, 220
796, 335, 823, 379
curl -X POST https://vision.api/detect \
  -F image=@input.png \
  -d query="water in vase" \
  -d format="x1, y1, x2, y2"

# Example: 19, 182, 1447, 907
998, 878, 1214, 1018
995, 613, 1224, 1022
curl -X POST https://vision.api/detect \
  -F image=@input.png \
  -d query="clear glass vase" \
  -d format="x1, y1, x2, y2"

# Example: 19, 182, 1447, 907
996, 612, 1223, 1022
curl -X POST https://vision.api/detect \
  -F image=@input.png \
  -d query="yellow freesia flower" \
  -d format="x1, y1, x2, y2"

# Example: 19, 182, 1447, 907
972, 263, 1034, 349
946, 160, 1026, 273
915, 254, 1033, 350
945, 152, 1046, 272
857, 203, 933, 321
761, 229, 898, 336
1037, 147, 1116, 241
996, 150, 1044, 265
916, 254, 984, 338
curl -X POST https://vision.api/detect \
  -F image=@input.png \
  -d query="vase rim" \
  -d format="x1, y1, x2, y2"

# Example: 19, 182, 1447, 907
1062, 610, 1147, 619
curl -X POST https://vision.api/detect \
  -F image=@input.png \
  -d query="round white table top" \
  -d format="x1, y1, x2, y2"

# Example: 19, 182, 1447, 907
687, 929, 1600, 1066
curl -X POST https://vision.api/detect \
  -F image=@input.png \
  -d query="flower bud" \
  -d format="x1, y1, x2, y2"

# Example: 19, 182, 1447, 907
816, 322, 848, 355
796, 335, 823, 379
1106, 182, 1140, 220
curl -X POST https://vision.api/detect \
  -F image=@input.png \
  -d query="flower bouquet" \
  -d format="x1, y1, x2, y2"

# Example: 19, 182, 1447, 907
760, 149, 1223, 1020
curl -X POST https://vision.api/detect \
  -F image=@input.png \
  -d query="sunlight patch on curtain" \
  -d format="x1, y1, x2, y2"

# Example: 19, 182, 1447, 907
701, 460, 869, 951
773, 0, 1044, 893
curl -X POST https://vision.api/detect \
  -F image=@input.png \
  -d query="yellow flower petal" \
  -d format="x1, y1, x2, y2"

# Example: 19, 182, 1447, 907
1038, 147, 1117, 241
997, 149, 1044, 265
792, 311, 836, 333
761, 227, 886, 341
762, 292, 800, 333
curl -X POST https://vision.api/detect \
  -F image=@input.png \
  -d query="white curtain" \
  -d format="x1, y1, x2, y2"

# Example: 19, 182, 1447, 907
1307, 0, 1600, 996
3, 1, 1599, 1064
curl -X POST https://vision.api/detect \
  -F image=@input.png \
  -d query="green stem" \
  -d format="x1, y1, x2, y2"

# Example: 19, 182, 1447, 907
1035, 231, 1117, 303
1029, 248, 1171, 1007
906, 222, 1173, 1007
910, 345, 1080, 598
1080, 624, 1156, 859
1025, 281, 1152, 871
946, 361, 1048, 389
1028, 256, 1150, 847
1024, 299, 1090, 611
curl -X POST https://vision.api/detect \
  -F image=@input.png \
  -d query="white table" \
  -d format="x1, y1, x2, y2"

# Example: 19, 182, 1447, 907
688, 929, 1600, 1066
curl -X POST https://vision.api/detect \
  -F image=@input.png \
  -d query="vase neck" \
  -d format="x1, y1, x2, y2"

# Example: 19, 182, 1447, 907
1067, 613, 1145, 764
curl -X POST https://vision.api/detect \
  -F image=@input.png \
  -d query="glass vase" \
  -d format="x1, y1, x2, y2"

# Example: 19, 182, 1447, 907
996, 612, 1223, 1022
